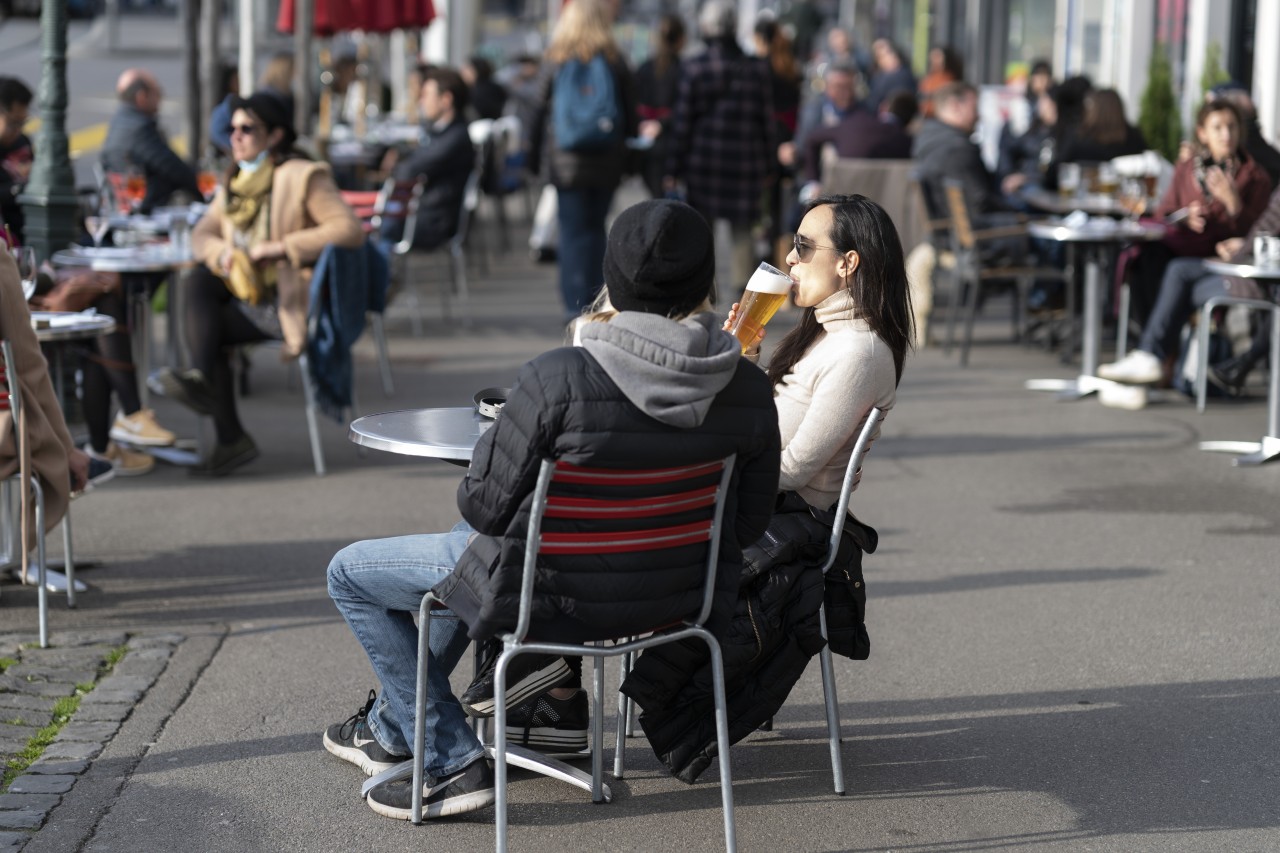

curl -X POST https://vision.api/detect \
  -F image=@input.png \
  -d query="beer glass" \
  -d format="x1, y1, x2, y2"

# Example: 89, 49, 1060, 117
1058, 162, 1081, 198
727, 262, 792, 353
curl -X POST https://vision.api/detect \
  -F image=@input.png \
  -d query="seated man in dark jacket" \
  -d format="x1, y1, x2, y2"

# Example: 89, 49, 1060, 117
101, 69, 200, 214
380, 66, 475, 251
325, 199, 780, 821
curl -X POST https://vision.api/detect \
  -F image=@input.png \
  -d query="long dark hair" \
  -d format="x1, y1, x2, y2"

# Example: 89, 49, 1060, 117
767, 194, 914, 387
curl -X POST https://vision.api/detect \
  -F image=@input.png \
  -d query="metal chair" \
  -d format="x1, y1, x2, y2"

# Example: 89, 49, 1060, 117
406, 455, 740, 851
814, 406, 886, 795
1193, 294, 1280, 412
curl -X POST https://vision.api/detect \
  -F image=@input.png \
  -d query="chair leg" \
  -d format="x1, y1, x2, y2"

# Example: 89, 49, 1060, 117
614, 648, 628, 779
369, 312, 395, 397
495, 647, 514, 853
1116, 283, 1131, 359
960, 274, 982, 367
31, 477, 48, 648
1196, 303, 1214, 414
61, 508, 75, 609
818, 609, 846, 795
297, 354, 326, 476
450, 246, 473, 329
944, 262, 968, 357
412, 596, 432, 825
592, 653, 606, 803
698, 627, 737, 852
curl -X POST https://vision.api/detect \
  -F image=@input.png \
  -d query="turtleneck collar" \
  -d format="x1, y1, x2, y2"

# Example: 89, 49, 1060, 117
813, 288, 867, 331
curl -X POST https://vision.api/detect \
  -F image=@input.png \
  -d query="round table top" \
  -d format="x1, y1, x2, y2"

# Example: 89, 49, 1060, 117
1028, 218, 1166, 243
1023, 188, 1137, 217
52, 245, 195, 273
1202, 258, 1280, 280
348, 407, 494, 462
30, 311, 117, 342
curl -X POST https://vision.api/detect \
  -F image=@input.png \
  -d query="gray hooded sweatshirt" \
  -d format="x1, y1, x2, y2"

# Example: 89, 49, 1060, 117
578, 312, 741, 429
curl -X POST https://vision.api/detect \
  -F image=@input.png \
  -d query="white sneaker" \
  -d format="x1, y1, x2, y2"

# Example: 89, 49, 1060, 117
1097, 350, 1162, 384
110, 408, 176, 446
1099, 382, 1149, 411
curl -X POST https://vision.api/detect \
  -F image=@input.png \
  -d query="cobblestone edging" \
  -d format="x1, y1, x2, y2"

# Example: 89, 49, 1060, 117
0, 631, 183, 853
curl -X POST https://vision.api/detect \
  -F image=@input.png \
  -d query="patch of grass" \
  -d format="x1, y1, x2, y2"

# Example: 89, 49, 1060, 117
1, 695, 80, 791
102, 644, 128, 673
74, 682, 94, 695
3, 717, 24, 726
0, 657, 17, 673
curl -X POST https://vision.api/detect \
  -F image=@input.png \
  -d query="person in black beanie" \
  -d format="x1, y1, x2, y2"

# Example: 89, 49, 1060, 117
323, 197, 779, 820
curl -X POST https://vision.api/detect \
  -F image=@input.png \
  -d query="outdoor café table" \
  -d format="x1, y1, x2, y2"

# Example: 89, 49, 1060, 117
31, 310, 117, 404
51, 244, 196, 408
347, 406, 612, 802
1023, 187, 1133, 218
1196, 258, 1280, 466
1024, 218, 1166, 399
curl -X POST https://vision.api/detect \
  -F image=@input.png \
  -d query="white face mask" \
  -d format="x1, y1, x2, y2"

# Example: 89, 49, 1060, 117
237, 149, 270, 173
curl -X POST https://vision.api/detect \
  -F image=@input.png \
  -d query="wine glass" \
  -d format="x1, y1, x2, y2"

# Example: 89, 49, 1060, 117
196, 161, 218, 202
11, 246, 37, 301
85, 196, 112, 249
1119, 178, 1146, 222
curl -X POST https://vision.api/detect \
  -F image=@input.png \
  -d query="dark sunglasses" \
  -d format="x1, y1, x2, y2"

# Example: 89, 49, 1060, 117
792, 233, 840, 262
230, 123, 259, 136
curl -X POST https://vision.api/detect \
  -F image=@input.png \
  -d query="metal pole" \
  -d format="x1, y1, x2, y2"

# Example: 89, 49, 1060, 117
199, 0, 221, 156
18, 0, 78, 264
238, 0, 255, 95
184, 0, 203, 166
293, 0, 314, 139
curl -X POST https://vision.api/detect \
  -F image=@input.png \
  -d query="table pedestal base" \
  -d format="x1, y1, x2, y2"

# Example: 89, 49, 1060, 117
360, 745, 610, 802
1025, 373, 1113, 400
1199, 435, 1280, 466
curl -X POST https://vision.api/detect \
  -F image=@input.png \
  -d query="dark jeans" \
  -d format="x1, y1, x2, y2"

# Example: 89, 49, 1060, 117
1138, 257, 1231, 360
183, 265, 274, 444
556, 186, 614, 316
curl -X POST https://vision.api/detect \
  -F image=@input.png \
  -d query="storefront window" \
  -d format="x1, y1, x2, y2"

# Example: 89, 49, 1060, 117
1005, 0, 1054, 84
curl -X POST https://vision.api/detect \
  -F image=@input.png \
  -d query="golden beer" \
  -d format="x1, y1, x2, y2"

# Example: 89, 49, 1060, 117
729, 263, 792, 352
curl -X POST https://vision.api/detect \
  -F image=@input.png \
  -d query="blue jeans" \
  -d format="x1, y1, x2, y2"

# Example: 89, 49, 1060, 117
326, 521, 485, 778
556, 186, 614, 316
1138, 257, 1230, 360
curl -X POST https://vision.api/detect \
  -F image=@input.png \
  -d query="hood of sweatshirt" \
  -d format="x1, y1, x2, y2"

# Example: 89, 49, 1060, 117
579, 311, 740, 429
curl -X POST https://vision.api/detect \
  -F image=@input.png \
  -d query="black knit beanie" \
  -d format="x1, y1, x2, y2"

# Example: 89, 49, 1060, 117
602, 199, 715, 316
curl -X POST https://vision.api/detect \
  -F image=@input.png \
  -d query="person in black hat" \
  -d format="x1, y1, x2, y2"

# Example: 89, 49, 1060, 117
158, 90, 364, 476
322, 197, 779, 821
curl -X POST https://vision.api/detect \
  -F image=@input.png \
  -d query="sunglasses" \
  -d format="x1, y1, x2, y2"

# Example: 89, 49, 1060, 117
792, 233, 840, 262
230, 123, 259, 136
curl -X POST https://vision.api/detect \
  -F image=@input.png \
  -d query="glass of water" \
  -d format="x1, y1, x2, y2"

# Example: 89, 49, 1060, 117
10, 246, 37, 301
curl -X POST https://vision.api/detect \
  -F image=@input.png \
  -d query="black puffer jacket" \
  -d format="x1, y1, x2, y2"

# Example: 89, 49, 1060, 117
433, 313, 780, 643
621, 492, 877, 784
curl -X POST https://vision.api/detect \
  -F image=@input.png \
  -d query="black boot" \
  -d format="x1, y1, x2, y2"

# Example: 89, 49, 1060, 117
1207, 352, 1261, 397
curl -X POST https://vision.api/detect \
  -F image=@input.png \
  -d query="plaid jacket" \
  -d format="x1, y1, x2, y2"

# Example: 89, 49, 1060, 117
666, 41, 776, 225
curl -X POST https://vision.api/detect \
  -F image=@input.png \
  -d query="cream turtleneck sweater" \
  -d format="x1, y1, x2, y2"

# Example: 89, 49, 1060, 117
771, 288, 897, 510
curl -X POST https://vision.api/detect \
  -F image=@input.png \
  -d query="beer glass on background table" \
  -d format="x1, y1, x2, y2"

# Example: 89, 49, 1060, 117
1058, 163, 1081, 199
727, 262, 792, 353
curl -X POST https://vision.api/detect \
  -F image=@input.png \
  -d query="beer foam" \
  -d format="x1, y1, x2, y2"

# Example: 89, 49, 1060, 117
745, 269, 793, 294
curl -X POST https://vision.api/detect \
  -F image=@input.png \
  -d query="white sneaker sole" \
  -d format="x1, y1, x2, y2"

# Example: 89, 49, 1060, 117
109, 426, 176, 447
504, 726, 589, 752
463, 658, 573, 718
322, 730, 405, 777
366, 788, 495, 820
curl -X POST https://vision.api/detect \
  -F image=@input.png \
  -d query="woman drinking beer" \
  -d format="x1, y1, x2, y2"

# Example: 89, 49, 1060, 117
728, 193, 913, 511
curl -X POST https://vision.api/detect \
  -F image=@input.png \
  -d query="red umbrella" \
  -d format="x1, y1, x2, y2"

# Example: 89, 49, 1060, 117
276, 0, 359, 36
355, 0, 436, 33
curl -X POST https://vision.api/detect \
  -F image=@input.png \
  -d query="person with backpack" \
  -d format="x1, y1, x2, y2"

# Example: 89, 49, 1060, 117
529, 0, 636, 317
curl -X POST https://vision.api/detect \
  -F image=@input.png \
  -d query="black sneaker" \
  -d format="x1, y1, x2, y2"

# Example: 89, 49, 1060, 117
323, 690, 411, 776
366, 756, 495, 820
189, 433, 259, 478
71, 455, 116, 498
156, 367, 217, 416
460, 653, 572, 718
504, 689, 589, 755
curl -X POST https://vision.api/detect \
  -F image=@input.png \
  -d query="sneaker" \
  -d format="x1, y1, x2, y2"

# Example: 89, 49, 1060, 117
1098, 382, 1148, 411
87, 441, 154, 477
366, 757, 495, 821
156, 368, 217, 416
1207, 354, 1254, 397
504, 689, 589, 754
110, 408, 176, 447
1097, 349, 1162, 384
189, 433, 258, 478
323, 690, 411, 776
460, 653, 572, 718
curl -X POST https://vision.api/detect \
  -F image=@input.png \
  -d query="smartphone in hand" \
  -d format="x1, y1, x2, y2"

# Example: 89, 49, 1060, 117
1165, 207, 1191, 225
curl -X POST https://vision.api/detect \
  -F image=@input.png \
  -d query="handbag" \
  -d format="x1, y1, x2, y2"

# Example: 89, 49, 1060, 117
30, 269, 120, 313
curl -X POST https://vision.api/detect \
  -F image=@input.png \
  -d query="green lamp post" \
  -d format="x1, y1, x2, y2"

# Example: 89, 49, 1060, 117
19, 0, 79, 264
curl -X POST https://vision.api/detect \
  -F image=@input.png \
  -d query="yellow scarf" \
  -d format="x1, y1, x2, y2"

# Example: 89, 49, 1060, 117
221, 161, 277, 305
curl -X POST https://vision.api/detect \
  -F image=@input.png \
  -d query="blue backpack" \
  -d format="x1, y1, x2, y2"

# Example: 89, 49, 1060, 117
552, 55, 621, 152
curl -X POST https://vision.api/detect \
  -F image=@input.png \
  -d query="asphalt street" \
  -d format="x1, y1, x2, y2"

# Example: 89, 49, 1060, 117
2, 13, 1279, 853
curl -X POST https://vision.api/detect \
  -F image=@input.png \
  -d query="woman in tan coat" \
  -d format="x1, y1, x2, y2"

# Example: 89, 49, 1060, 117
0, 247, 94, 593
160, 92, 363, 476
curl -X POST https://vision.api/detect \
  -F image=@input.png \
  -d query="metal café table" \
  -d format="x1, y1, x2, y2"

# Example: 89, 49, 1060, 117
347, 405, 611, 803
1196, 258, 1280, 466
31, 310, 117, 405
1023, 187, 1133, 218
51, 244, 196, 408
1024, 218, 1166, 399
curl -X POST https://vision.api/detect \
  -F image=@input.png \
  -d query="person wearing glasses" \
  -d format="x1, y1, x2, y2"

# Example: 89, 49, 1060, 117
159, 92, 363, 476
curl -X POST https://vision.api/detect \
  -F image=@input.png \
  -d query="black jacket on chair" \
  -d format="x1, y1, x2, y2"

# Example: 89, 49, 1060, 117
433, 313, 781, 644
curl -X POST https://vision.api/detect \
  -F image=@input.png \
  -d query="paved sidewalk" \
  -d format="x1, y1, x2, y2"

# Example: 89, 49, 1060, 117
1, 192, 1279, 851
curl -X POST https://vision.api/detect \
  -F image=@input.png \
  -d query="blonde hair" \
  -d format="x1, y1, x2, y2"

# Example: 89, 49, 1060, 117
546, 0, 619, 65
566, 288, 715, 344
